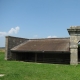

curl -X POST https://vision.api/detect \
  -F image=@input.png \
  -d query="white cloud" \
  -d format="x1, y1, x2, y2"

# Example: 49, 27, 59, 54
47, 35, 57, 38
0, 26, 20, 37
0, 32, 7, 37
33, 35, 57, 38
8, 26, 20, 34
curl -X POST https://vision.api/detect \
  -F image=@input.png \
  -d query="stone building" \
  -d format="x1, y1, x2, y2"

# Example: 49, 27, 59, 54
5, 26, 80, 65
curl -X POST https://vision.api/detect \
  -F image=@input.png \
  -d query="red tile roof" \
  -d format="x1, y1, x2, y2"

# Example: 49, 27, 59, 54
11, 38, 70, 52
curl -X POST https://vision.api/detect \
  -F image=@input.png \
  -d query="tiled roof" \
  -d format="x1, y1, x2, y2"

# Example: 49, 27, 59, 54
11, 38, 70, 52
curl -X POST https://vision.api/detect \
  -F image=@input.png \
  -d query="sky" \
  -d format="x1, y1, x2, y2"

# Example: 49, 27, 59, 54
0, 0, 80, 47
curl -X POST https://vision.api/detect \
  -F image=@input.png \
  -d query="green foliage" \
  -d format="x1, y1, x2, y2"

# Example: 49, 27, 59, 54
78, 44, 80, 47
0, 52, 80, 80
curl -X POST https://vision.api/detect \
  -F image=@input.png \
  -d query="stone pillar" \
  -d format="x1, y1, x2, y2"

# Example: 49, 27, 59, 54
67, 26, 80, 65
69, 35, 78, 65
5, 36, 9, 60
70, 48, 78, 65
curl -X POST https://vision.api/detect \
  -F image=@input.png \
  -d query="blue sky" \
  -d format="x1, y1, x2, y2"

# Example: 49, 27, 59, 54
0, 0, 80, 47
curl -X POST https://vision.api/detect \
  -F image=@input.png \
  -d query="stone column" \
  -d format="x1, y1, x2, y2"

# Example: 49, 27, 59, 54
69, 35, 78, 65
5, 36, 9, 60
70, 48, 78, 65
67, 26, 80, 65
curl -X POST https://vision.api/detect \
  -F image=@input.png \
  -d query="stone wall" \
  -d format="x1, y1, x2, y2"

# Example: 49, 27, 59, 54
5, 36, 29, 60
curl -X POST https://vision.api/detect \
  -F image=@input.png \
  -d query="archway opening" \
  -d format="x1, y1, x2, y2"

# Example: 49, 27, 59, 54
78, 41, 80, 63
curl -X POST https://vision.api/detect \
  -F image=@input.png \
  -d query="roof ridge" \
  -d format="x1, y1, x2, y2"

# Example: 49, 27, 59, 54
29, 37, 70, 40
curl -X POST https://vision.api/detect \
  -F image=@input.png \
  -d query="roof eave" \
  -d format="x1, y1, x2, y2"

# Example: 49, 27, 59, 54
11, 50, 70, 53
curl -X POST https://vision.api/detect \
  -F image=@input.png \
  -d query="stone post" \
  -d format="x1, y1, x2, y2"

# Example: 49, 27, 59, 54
5, 36, 9, 60
67, 26, 80, 65
70, 48, 78, 65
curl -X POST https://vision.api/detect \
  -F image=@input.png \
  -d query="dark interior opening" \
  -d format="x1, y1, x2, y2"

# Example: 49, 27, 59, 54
78, 42, 80, 63
12, 52, 70, 64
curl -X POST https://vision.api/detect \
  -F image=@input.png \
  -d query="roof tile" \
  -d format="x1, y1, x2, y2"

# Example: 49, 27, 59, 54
11, 38, 70, 52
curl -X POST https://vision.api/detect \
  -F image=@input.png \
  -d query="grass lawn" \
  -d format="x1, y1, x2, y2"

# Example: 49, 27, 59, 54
0, 52, 80, 80
0, 49, 5, 52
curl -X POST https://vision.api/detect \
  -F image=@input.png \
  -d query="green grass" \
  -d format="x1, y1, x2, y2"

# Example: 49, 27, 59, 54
0, 52, 80, 80
0, 49, 5, 52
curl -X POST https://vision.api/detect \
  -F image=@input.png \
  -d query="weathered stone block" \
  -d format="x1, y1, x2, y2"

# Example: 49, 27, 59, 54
70, 49, 78, 65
